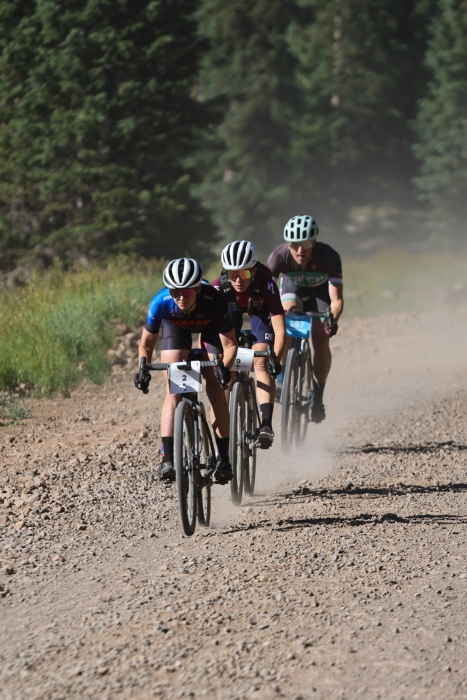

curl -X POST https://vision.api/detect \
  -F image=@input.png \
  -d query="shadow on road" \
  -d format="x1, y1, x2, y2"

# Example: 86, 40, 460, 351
343, 440, 467, 455
223, 511, 467, 535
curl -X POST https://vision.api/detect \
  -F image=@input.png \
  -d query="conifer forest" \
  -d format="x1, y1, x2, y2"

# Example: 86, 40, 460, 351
0, 0, 466, 270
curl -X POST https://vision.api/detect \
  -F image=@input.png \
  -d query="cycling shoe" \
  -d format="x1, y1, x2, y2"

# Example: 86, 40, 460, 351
311, 402, 326, 424
257, 425, 274, 449
214, 458, 233, 484
158, 460, 175, 481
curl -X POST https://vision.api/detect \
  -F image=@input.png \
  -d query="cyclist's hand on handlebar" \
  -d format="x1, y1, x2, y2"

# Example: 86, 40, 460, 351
324, 316, 338, 337
268, 355, 282, 378
214, 365, 231, 389
134, 371, 151, 394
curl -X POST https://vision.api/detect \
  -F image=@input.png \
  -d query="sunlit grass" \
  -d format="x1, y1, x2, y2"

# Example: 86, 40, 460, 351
1, 249, 465, 397
0, 259, 164, 396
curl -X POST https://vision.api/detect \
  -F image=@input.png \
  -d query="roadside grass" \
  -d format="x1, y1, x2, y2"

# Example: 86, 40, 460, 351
0, 259, 164, 397
1, 249, 465, 401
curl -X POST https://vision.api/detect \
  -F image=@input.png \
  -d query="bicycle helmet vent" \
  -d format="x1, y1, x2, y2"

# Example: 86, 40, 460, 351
284, 215, 319, 243
221, 240, 258, 270
163, 258, 203, 289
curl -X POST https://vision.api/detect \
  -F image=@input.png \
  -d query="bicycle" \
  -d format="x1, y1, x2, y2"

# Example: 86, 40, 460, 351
280, 310, 331, 454
140, 351, 226, 537
229, 331, 275, 505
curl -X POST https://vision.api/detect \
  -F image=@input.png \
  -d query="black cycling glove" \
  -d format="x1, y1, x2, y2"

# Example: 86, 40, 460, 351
324, 319, 338, 338
134, 371, 151, 394
268, 357, 282, 378
216, 366, 231, 389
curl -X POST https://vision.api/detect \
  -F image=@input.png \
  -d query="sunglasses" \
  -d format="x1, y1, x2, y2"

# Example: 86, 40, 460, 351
170, 287, 197, 299
227, 269, 252, 281
289, 240, 314, 250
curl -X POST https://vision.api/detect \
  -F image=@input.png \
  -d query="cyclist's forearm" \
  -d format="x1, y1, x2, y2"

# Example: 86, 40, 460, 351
138, 329, 158, 363
331, 299, 343, 321
271, 314, 286, 362
222, 345, 237, 370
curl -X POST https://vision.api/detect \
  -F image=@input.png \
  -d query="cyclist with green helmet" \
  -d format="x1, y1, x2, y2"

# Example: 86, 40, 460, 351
267, 216, 344, 423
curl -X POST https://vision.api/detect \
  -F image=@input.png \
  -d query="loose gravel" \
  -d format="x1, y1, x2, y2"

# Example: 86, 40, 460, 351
1, 310, 466, 700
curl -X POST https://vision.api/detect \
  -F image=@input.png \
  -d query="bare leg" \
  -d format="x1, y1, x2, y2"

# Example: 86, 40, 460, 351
204, 362, 230, 439
253, 343, 274, 404
160, 349, 190, 437
311, 322, 331, 383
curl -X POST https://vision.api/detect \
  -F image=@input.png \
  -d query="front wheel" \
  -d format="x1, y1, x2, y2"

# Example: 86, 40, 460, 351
244, 377, 258, 496
197, 406, 214, 527
296, 341, 312, 446
174, 399, 197, 536
229, 380, 246, 505
281, 347, 299, 455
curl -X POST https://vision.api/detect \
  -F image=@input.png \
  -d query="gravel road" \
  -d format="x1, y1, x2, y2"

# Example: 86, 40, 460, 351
1, 309, 467, 700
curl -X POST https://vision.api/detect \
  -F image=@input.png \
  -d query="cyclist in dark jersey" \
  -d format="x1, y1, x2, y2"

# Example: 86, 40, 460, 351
267, 215, 344, 423
212, 240, 286, 448
135, 258, 238, 482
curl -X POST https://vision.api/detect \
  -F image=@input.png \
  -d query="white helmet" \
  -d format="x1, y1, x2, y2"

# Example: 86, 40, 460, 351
284, 215, 319, 244
163, 258, 203, 289
221, 240, 258, 270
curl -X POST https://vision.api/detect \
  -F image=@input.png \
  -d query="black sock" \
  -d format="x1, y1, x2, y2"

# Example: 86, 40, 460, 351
312, 380, 326, 404
161, 436, 174, 463
215, 436, 230, 461
260, 403, 274, 429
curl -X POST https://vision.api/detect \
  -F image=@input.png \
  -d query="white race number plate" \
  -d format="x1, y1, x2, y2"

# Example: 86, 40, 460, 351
168, 361, 202, 394
234, 348, 255, 373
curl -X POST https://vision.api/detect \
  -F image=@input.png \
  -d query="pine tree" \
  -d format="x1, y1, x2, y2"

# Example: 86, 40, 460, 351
288, 0, 434, 238
0, 0, 216, 269
197, 0, 434, 250
413, 0, 467, 239
194, 0, 305, 249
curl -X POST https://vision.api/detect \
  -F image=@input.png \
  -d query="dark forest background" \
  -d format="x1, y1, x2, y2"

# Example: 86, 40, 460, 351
1, 0, 466, 274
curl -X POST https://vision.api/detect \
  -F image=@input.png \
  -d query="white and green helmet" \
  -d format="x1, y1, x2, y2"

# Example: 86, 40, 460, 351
284, 215, 319, 244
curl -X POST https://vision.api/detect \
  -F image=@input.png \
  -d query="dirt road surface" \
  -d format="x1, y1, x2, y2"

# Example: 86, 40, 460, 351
1, 308, 467, 700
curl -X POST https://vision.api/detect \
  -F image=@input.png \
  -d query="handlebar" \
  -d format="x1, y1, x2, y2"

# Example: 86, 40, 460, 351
139, 354, 229, 390
140, 355, 222, 373
144, 359, 220, 371
286, 310, 331, 318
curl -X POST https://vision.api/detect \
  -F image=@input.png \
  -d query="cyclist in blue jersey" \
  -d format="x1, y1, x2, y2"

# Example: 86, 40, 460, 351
135, 258, 238, 482
212, 240, 286, 448
267, 216, 344, 423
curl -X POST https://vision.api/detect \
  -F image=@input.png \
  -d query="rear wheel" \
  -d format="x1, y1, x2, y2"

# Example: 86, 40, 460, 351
197, 406, 214, 527
281, 347, 299, 454
174, 399, 197, 536
244, 378, 258, 495
296, 342, 312, 446
229, 380, 246, 505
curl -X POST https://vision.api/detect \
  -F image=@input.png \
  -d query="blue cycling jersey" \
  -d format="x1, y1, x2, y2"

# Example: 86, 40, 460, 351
144, 285, 233, 335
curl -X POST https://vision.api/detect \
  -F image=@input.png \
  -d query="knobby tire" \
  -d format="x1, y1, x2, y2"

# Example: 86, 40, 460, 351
296, 342, 313, 446
281, 347, 299, 455
197, 406, 214, 527
174, 399, 197, 536
229, 380, 246, 505
244, 377, 258, 495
